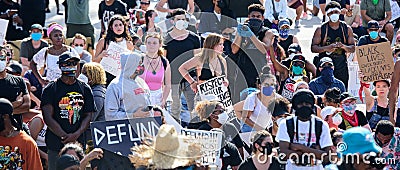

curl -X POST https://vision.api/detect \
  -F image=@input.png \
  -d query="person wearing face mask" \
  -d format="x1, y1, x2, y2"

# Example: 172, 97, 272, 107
41, 52, 96, 170
277, 19, 299, 56
231, 4, 274, 89
337, 92, 371, 131
321, 106, 343, 130
343, 0, 366, 38
360, 0, 394, 43
163, 9, 201, 123
136, 10, 163, 41
281, 43, 317, 79
242, 66, 283, 132
373, 120, 400, 169
358, 20, 389, 46
277, 89, 333, 169
309, 57, 346, 95
105, 52, 151, 121
196, 100, 245, 161
20, 24, 48, 76
311, 1, 355, 89
71, 34, 92, 63
267, 97, 291, 146
238, 130, 281, 170
0, 98, 43, 170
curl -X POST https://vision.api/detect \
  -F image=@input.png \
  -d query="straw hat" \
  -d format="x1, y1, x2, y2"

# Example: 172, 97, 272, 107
129, 124, 202, 169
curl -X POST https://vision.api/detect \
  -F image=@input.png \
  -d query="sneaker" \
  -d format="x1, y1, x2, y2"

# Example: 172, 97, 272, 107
302, 12, 308, 19
45, 8, 50, 13
295, 20, 300, 28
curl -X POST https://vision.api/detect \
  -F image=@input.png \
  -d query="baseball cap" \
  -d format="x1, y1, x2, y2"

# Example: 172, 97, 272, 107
292, 54, 306, 63
320, 106, 337, 120
367, 20, 381, 29
288, 43, 302, 53
57, 52, 80, 64
339, 127, 381, 155
292, 89, 315, 108
56, 154, 80, 170
278, 19, 290, 28
6, 62, 22, 75
319, 57, 334, 67
340, 92, 357, 102
0, 98, 19, 131
31, 24, 43, 31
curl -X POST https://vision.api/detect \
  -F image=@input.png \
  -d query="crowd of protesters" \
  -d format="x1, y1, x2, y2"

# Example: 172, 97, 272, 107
1, 0, 400, 169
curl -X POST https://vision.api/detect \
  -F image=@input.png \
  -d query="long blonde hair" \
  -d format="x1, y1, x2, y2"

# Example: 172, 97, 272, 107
82, 62, 106, 86
198, 33, 224, 63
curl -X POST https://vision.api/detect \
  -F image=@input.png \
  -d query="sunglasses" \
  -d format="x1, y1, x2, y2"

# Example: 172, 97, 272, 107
292, 62, 304, 67
74, 44, 84, 47
140, 2, 150, 5
213, 108, 226, 114
60, 61, 78, 66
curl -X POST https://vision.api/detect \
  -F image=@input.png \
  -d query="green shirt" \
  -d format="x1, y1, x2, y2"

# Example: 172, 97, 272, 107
67, 0, 91, 24
360, 0, 391, 27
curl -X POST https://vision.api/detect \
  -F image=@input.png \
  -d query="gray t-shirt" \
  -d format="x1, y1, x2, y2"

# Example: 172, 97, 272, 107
80, 50, 92, 63
360, 0, 391, 27
67, 0, 90, 24
20, 38, 49, 61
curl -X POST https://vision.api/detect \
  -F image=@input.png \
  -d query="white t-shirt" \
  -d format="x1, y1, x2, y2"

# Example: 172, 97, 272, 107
243, 92, 279, 129
32, 47, 79, 81
214, 11, 221, 22
276, 115, 333, 170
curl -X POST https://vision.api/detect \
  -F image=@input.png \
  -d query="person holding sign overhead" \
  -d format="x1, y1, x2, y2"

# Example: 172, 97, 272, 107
93, 15, 135, 86
357, 20, 389, 46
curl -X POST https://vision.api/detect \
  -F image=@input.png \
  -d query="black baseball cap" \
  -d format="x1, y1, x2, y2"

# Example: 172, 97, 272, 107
56, 154, 80, 170
292, 54, 306, 63
6, 62, 22, 74
57, 52, 80, 64
0, 98, 19, 131
367, 20, 381, 29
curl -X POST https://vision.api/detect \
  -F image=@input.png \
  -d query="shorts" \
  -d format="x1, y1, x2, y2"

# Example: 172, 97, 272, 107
313, 0, 320, 8
289, 0, 303, 9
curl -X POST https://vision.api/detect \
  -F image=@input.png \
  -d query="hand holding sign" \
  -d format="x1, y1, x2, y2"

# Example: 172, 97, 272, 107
100, 42, 129, 76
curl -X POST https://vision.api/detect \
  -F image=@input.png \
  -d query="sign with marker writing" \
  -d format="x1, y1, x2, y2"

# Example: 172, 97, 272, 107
90, 117, 162, 156
100, 42, 129, 76
356, 42, 394, 82
180, 128, 223, 166
197, 76, 235, 118
390, 0, 400, 22
0, 19, 8, 45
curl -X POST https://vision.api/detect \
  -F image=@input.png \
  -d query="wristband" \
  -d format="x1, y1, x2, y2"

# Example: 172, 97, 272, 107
190, 80, 197, 85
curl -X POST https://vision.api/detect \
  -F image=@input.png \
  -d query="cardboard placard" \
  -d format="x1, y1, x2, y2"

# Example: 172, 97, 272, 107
180, 128, 223, 166
100, 42, 129, 76
90, 117, 162, 156
197, 76, 235, 118
390, 0, 400, 22
0, 19, 9, 45
356, 42, 394, 82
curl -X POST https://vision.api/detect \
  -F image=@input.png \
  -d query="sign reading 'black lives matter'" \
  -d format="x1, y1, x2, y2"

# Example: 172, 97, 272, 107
90, 117, 163, 156
356, 41, 394, 82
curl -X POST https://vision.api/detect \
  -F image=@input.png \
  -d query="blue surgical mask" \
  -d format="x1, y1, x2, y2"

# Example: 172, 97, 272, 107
369, 31, 379, 39
31, 32, 42, 41
342, 103, 357, 113
279, 29, 289, 39
292, 65, 303, 75
154, 16, 161, 23
262, 86, 274, 96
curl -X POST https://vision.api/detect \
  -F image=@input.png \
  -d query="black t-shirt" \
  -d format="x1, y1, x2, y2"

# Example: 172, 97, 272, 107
198, 123, 244, 150
41, 79, 96, 151
98, 0, 127, 30
278, 35, 294, 57
221, 142, 242, 170
238, 156, 281, 170
20, 38, 49, 61
163, 31, 201, 84
0, 74, 28, 129
357, 35, 388, 46
338, 110, 369, 130
0, 1, 28, 41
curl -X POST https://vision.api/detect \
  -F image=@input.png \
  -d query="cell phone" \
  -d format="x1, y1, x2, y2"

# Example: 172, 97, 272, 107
142, 105, 154, 112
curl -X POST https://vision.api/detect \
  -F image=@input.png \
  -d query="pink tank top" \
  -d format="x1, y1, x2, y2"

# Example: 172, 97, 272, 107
140, 64, 164, 91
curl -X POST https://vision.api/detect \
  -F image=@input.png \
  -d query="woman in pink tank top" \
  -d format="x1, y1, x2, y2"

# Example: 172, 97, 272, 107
140, 33, 171, 107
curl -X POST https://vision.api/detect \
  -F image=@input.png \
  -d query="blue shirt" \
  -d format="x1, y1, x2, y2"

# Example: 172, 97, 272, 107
309, 77, 346, 95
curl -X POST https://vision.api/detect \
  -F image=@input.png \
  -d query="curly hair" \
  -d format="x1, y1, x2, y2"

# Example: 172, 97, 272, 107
194, 100, 220, 121
104, 15, 132, 45
82, 62, 107, 86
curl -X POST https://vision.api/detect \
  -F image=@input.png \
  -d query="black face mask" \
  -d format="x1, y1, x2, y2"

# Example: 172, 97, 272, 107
258, 142, 273, 155
247, 18, 263, 35
296, 106, 314, 120
115, 33, 124, 38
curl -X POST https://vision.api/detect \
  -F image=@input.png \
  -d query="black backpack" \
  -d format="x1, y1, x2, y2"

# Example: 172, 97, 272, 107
286, 117, 323, 147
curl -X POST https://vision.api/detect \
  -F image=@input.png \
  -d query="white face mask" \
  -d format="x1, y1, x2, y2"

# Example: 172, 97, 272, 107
332, 113, 342, 125
217, 112, 229, 125
174, 20, 188, 30
329, 14, 340, 23
289, 53, 296, 60
78, 74, 89, 84
74, 46, 84, 54
0, 60, 6, 72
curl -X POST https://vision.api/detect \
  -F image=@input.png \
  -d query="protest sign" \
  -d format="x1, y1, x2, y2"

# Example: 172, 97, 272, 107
356, 42, 394, 82
90, 117, 162, 156
0, 19, 9, 45
390, 0, 400, 22
180, 128, 223, 166
100, 42, 129, 76
197, 76, 235, 117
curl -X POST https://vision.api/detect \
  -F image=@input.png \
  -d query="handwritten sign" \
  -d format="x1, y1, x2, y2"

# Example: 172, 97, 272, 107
100, 42, 129, 76
180, 128, 223, 166
90, 117, 162, 156
390, 0, 400, 22
197, 76, 235, 118
356, 42, 394, 82
0, 19, 9, 45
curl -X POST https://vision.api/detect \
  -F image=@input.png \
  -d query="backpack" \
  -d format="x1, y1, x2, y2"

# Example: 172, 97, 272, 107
286, 116, 323, 147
